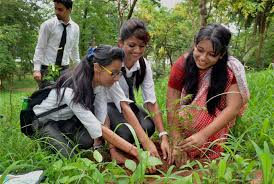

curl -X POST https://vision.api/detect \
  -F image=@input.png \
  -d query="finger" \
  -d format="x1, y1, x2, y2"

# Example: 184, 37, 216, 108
167, 147, 172, 164
178, 137, 192, 146
171, 149, 177, 165
162, 148, 167, 160
150, 150, 159, 159
170, 153, 174, 165
154, 150, 160, 158
181, 141, 193, 151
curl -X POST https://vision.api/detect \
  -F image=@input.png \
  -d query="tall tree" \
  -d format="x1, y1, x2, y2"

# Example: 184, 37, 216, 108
73, 0, 120, 56
0, 0, 45, 81
254, 0, 274, 67
111, 0, 139, 26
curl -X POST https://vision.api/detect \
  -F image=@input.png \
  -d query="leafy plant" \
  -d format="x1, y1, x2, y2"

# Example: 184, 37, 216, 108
43, 64, 62, 82
251, 141, 273, 184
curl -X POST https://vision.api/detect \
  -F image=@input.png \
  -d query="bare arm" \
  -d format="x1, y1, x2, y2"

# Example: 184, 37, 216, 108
101, 125, 138, 157
200, 84, 242, 137
33, 22, 49, 81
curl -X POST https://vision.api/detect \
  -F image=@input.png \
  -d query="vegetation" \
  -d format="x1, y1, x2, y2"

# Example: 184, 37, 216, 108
0, 69, 273, 183
0, 0, 273, 183
0, 0, 273, 87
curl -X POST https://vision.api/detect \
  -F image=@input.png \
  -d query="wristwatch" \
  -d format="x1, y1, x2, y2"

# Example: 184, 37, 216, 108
159, 131, 168, 139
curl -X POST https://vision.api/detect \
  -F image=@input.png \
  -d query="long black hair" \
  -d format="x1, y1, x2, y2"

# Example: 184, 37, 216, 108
55, 45, 125, 111
120, 19, 150, 90
183, 24, 231, 115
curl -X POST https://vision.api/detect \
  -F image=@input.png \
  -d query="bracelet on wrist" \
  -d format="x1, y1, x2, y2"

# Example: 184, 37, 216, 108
159, 131, 168, 139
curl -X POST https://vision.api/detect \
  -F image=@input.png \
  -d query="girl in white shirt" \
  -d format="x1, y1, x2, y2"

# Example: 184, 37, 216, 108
107, 19, 171, 167
32, 45, 138, 159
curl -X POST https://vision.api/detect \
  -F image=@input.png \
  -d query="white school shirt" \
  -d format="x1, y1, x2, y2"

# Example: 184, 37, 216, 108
33, 86, 107, 139
108, 58, 157, 105
33, 17, 80, 71
107, 82, 133, 112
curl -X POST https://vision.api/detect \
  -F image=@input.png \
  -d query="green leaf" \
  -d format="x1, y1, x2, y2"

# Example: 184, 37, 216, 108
93, 150, 103, 163
117, 178, 130, 184
260, 153, 272, 184
52, 159, 63, 171
140, 151, 150, 160
224, 167, 233, 182
217, 155, 229, 181
193, 172, 201, 184
148, 156, 163, 167
243, 161, 256, 178
67, 175, 85, 183
59, 176, 70, 183
61, 165, 79, 171
125, 159, 137, 172
173, 174, 192, 184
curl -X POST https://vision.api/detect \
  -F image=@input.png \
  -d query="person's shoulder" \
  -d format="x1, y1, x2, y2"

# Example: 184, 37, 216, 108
228, 55, 243, 65
227, 55, 245, 71
174, 52, 189, 67
141, 57, 153, 72
40, 17, 58, 31
142, 57, 150, 66
43, 17, 57, 25
69, 19, 80, 29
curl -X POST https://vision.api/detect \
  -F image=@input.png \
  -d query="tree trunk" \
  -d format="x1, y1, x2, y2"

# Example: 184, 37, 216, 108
117, 0, 124, 27
80, 0, 89, 56
199, 0, 207, 27
127, 0, 138, 20
0, 79, 2, 90
167, 52, 173, 67
254, 0, 273, 68
256, 12, 267, 68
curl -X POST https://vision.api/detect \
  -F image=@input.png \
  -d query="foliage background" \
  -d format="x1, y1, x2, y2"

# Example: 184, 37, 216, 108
0, 0, 273, 87
0, 0, 273, 182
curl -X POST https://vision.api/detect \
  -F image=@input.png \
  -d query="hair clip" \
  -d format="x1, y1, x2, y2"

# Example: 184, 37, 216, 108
87, 47, 96, 61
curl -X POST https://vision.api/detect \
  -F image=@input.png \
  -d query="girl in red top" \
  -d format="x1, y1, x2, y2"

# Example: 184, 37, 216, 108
167, 24, 249, 166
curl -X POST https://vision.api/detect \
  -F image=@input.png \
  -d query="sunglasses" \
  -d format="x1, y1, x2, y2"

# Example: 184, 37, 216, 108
100, 65, 122, 78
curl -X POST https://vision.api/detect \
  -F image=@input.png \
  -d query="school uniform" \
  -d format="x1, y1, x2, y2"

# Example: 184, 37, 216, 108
107, 59, 156, 143
33, 17, 80, 88
32, 86, 106, 157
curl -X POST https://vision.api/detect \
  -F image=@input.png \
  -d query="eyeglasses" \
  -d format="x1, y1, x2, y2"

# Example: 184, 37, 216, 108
100, 65, 122, 78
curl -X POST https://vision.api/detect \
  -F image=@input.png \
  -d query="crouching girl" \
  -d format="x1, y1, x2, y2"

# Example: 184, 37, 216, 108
32, 45, 138, 159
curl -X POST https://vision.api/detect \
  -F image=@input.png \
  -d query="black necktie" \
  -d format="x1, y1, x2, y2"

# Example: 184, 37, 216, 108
122, 67, 136, 102
56, 23, 68, 66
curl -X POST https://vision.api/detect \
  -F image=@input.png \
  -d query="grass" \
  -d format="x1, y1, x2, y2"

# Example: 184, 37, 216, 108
0, 69, 273, 183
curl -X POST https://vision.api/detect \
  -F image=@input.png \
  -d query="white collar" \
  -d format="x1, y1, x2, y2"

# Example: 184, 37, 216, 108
56, 16, 71, 26
122, 60, 140, 74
